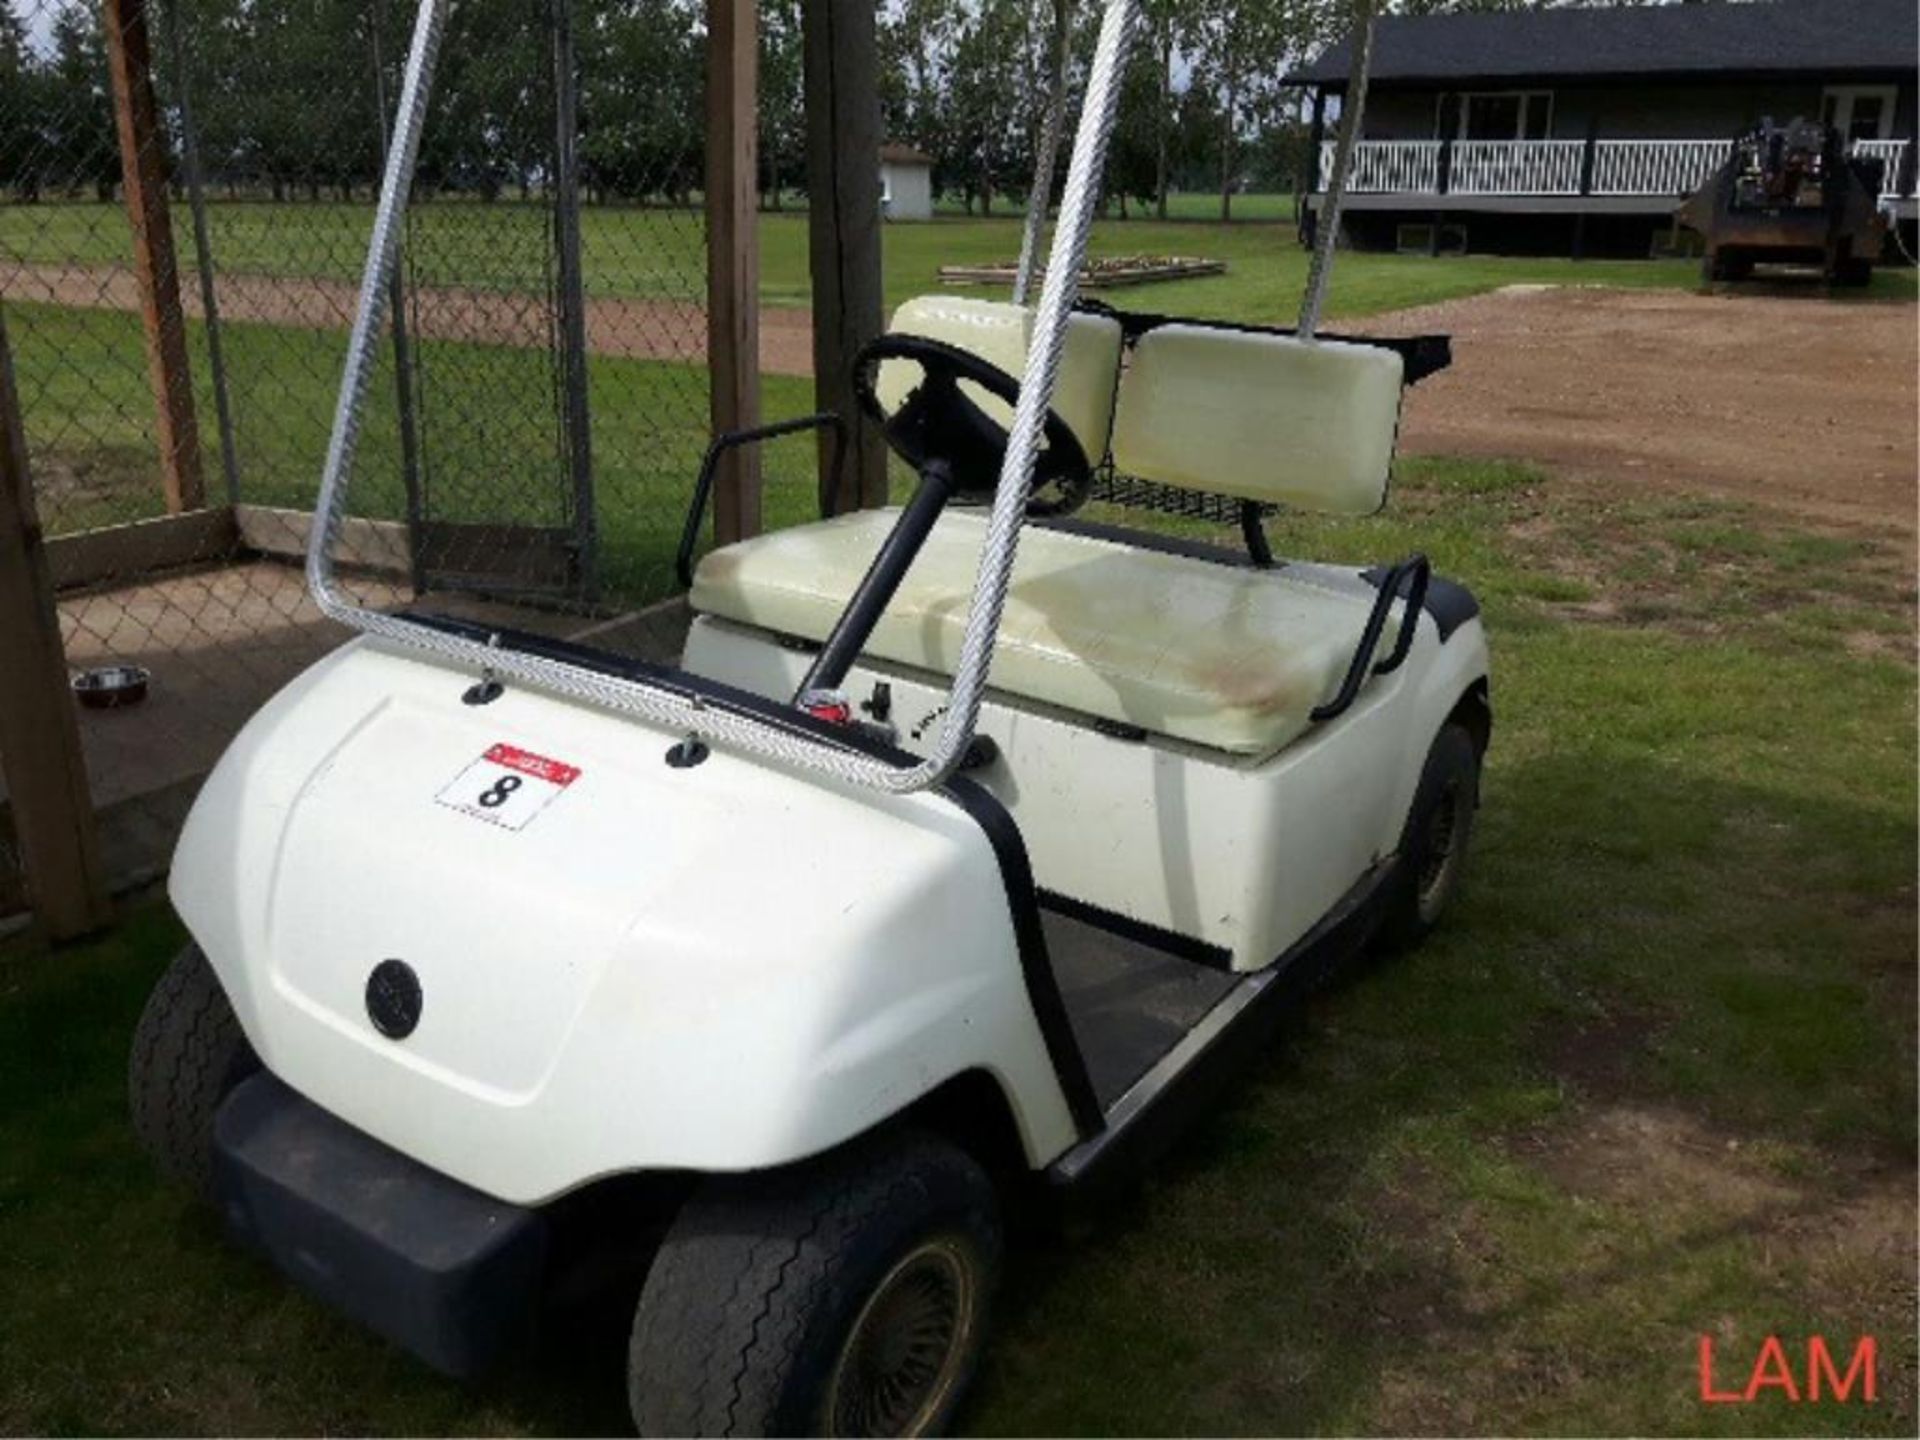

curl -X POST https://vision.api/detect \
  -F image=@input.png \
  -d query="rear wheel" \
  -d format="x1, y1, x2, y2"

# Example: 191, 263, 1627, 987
1706, 248, 1752, 283
128, 943, 259, 1199
629, 1129, 1001, 1437
1378, 722, 1481, 953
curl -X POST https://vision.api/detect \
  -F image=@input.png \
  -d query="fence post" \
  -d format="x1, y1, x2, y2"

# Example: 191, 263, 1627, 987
551, 0, 598, 591
103, 0, 205, 515
803, 0, 887, 514
162, 0, 240, 507
707, 0, 762, 544
0, 310, 110, 941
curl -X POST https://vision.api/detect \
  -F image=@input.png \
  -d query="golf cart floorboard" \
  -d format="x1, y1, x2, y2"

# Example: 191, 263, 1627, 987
1039, 906, 1239, 1110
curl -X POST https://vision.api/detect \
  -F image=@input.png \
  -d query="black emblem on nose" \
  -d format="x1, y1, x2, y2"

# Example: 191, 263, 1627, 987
366, 959, 423, 1039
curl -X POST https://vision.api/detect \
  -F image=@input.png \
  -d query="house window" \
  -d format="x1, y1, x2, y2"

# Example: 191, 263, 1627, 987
1822, 84, 1896, 142
1457, 90, 1553, 141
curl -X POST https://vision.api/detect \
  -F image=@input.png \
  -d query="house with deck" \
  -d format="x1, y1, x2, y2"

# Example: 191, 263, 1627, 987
1288, 0, 1917, 257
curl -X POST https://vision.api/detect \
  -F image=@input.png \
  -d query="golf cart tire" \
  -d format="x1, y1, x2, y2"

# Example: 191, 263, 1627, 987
628, 1127, 1001, 1438
1706, 248, 1752, 283
128, 942, 259, 1200
1834, 255, 1874, 287
1377, 722, 1481, 954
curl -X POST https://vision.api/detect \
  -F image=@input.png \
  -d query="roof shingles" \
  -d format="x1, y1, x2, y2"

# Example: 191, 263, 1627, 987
1289, 0, 1919, 87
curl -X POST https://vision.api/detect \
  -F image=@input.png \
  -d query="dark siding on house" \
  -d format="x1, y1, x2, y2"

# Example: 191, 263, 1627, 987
1359, 79, 1906, 144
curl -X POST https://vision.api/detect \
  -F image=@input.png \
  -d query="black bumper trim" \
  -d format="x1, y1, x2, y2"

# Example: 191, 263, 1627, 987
213, 1072, 546, 1378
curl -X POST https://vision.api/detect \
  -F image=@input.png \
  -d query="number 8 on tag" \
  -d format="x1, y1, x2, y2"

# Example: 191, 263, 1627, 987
436, 743, 582, 831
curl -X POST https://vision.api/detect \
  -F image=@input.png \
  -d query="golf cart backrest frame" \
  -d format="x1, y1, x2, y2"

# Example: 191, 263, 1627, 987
671, 299, 1452, 580
304, 0, 1143, 797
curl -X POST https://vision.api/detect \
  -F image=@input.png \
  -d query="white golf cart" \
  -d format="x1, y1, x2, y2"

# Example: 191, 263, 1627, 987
127, 0, 1488, 1432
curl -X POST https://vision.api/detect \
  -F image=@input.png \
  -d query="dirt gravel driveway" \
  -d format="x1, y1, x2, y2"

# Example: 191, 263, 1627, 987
1355, 285, 1918, 536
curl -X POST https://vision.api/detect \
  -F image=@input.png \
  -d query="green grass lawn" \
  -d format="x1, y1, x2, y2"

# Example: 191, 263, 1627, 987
931, 189, 1303, 223
21, 196, 1915, 324
7, 199, 1912, 574
10, 200, 1909, 576
9, 301, 825, 601
1, 454, 1913, 1435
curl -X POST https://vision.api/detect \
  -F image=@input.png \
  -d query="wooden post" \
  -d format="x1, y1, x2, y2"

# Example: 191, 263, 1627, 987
1573, 120, 1599, 261
803, 0, 887, 514
707, 0, 762, 545
0, 309, 110, 941
103, 0, 204, 515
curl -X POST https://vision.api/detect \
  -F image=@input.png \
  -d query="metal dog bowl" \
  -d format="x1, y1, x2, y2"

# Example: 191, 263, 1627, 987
72, 664, 151, 710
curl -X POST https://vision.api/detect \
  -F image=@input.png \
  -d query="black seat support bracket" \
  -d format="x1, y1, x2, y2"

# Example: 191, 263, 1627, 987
676, 412, 848, 590
1310, 553, 1431, 724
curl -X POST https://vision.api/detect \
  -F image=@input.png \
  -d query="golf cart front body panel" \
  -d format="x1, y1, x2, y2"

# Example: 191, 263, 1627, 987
684, 591, 1490, 971
170, 639, 1080, 1204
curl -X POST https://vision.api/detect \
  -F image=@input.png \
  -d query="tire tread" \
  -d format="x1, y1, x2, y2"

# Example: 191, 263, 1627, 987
128, 944, 255, 1197
630, 1130, 997, 1437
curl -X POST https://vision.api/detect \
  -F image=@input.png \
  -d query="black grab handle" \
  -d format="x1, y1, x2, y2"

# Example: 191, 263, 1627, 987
676, 412, 848, 590
1310, 553, 1430, 723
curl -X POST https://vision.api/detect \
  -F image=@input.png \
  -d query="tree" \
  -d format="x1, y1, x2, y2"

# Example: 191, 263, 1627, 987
1139, 0, 1185, 218
760, 0, 805, 206
879, 0, 960, 201
0, 2, 43, 201
1107, 17, 1164, 217
1187, 0, 1291, 220
578, 0, 704, 204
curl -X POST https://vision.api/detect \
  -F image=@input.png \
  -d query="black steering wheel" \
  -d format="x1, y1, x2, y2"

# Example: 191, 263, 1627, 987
853, 334, 1092, 518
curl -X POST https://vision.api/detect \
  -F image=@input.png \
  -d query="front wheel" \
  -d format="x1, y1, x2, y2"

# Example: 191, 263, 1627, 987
128, 942, 259, 1199
1377, 721, 1482, 953
629, 1129, 1001, 1438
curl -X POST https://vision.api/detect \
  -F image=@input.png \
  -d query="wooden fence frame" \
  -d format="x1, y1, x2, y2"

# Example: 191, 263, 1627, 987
0, 308, 111, 942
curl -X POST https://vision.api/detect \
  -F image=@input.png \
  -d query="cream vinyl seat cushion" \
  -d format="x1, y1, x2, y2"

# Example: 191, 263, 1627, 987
691, 509, 1403, 756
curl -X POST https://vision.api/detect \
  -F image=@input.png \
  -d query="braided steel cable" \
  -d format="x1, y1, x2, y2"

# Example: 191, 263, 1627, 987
1013, 0, 1073, 306
308, 0, 1140, 795
1299, 0, 1378, 339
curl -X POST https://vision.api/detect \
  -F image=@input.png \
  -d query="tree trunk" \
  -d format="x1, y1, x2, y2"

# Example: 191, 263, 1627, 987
1154, 27, 1170, 220
1218, 77, 1236, 223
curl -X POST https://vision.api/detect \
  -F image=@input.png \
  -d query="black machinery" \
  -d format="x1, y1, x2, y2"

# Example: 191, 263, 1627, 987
1679, 116, 1888, 286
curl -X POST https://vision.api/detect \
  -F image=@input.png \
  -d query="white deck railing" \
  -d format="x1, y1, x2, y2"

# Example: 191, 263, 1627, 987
1591, 139, 1730, 196
1323, 136, 1914, 201
1450, 139, 1584, 195
1851, 139, 1911, 200
1317, 139, 1440, 194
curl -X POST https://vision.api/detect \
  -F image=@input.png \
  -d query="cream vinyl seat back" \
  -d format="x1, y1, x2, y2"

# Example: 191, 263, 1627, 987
877, 296, 1125, 466
1108, 325, 1406, 515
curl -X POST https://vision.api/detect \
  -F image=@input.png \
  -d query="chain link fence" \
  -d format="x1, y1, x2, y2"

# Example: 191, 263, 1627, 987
1, 0, 818, 921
